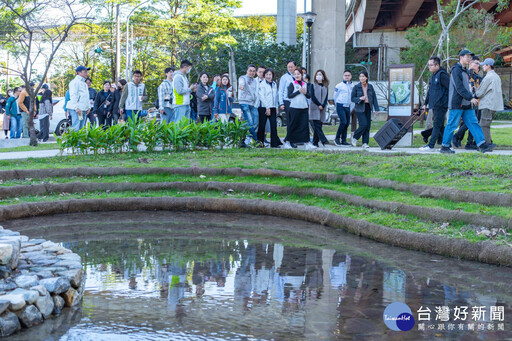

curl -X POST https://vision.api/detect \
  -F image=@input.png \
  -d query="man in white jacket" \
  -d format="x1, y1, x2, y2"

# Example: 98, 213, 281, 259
67, 66, 91, 131
475, 58, 504, 146
333, 70, 355, 146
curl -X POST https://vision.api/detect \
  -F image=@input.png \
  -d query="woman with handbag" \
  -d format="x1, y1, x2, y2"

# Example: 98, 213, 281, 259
93, 81, 114, 128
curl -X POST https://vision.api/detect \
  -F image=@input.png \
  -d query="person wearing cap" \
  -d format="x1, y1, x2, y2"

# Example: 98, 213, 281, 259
440, 49, 493, 154
37, 84, 53, 142
172, 60, 196, 122
17, 82, 36, 138
475, 58, 504, 146
452, 55, 482, 150
67, 66, 92, 131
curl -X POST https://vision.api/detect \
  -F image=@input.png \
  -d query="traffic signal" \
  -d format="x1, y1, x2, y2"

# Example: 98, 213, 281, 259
361, 61, 373, 65
94, 47, 102, 54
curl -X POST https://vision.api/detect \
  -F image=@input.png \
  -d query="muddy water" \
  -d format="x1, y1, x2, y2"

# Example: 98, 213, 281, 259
3, 211, 512, 340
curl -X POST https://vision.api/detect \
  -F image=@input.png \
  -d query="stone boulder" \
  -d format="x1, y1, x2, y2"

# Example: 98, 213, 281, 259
0, 244, 13, 266
57, 269, 83, 289
39, 277, 70, 294
52, 295, 64, 315
0, 237, 21, 269
0, 311, 21, 337
61, 287, 82, 307
0, 300, 9, 315
0, 294, 25, 311
0, 279, 16, 291
11, 288, 39, 305
35, 292, 54, 319
14, 275, 39, 289
15, 305, 43, 328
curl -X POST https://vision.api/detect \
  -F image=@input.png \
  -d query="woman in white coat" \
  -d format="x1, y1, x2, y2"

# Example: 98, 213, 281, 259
257, 68, 281, 148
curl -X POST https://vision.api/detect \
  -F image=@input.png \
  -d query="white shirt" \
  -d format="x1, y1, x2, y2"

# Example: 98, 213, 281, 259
67, 75, 91, 111
334, 81, 355, 107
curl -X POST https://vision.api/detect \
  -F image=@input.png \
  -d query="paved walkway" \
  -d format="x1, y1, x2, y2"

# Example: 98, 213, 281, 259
0, 122, 511, 160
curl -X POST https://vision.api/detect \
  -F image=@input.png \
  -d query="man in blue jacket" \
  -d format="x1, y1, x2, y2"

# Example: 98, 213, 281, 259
420, 56, 449, 151
440, 50, 493, 154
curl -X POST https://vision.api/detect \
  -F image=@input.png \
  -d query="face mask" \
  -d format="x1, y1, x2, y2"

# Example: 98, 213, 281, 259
316, 75, 323, 82
186, 68, 191, 74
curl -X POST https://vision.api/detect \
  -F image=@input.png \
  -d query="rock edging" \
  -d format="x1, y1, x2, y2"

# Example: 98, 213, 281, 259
0, 227, 84, 337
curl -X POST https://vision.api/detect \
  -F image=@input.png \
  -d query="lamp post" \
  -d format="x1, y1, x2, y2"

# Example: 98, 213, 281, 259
302, 11, 316, 74
125, 1, 150, 80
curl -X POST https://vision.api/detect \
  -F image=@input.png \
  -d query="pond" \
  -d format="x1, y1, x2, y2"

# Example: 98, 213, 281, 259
3, 211, 512, 340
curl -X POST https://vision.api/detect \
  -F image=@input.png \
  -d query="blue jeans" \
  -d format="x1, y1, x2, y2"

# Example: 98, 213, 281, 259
190, 109, 197, 122
442, 109, 485, 147
69, 110, 86, 131
10, 116, 22, 138
335, 104, 351, 142
161, 107, 174, 124
125, 110, 140, 123
174, 106, 191, 123
240, 103, 259, 141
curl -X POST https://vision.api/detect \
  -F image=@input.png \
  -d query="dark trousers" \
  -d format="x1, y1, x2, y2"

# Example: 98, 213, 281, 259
310, 120, 328, 145
353, 104, 372, 144
427, 108, 447, 148
283, 100, 291, 141
98, 114, 113, 128
257, 107, 280, 147
335, 104, 351, 142
454, 109, 481, 145
198, 115, 211, 123
113, 113, 120, 124
37, 116, 50, 142
87, 112, 96, 127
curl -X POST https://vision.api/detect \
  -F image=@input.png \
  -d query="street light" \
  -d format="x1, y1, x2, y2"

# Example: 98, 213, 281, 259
301, 11, 316, 73
125, 0, 150, 80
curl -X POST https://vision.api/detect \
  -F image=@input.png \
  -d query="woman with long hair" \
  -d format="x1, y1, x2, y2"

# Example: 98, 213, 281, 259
212, 75, 233, 124
257, 68, 281, 148
116, 79, 127, 123
37, 84, 53, 142
309, 69, 329, 147
284, 69, 313, 149
196, 72, 215, 123
350, 71, 379, 149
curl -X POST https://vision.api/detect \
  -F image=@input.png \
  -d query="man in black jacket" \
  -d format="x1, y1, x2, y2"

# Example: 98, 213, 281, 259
452, 56, 482, 149
440, 50, 493, 154
420, 56, 449, 151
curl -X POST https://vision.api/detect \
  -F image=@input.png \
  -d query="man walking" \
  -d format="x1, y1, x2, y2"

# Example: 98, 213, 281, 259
238, 64, 259, 145
158, 67, 174, 124
419, 56, 449, 151
440, 50, 493, 154
17, 83, 35, 138
5, 87, 22, 138
333, 70, 355, 146
278, 60, 296, 141
172, 60, 196, 122
119, 70, 147, 123
475, 58, 503, 146
67, 66, 92, 131
452, 56, 482, 149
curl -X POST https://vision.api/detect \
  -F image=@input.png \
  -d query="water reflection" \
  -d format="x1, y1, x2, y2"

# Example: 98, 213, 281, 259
4, 211, 512, 340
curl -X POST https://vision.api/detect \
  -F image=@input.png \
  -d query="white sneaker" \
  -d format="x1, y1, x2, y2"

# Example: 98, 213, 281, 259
351, 137, 358, 147
419, 145, 434, 152
282, 142, 292, 149
362, 143, 370, 149
305, 142, 318, 150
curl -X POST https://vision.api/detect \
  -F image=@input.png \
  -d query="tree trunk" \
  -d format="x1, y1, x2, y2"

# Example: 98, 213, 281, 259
28, 95, 38, 147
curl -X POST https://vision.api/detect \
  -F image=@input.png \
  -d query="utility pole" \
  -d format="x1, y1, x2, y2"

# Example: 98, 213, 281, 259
5, 52, 9, 91
115, 3, 120, 81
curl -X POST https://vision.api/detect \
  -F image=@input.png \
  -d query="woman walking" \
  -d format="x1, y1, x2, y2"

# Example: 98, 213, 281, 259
257, 68, 281, 148
309, 69, 329, 147
93, 81, 114, 128
284, 69, 313, 149
37, 84, 53, 142
196, 73, 215, 123
116, 79, 127, 123
213, 75, 233, 124
350, 71, 379, 149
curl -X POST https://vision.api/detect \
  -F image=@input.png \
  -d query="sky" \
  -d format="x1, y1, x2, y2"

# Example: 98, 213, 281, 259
234, 0, 312, 16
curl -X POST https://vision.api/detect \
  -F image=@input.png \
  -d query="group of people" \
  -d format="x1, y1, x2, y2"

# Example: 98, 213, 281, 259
419, 50, 503, 154
64, 58, 383, 149
0, 83, 54, 141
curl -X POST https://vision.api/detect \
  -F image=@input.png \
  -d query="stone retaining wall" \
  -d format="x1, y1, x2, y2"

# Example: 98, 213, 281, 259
0, 226, 84, 337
